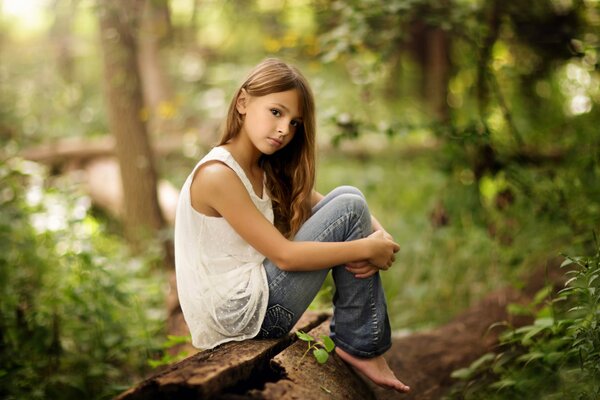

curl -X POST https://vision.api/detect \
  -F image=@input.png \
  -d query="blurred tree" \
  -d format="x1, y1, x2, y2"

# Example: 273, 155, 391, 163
50, 0, 78, 83
411, 20, 451, 122
96, 0, 184, 343
137, 0, 176, 136
96, 0, 165, 248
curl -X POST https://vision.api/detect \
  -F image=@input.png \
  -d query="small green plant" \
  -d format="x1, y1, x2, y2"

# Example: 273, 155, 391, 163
296, 331, 336, 365
448, 236, 600, 399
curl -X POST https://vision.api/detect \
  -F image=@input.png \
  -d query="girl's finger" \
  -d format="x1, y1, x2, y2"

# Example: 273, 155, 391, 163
346, 261, 369, 268
346, 266, 372, 274
355, 270, 378, 279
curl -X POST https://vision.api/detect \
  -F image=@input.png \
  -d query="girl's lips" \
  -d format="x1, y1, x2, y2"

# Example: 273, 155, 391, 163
267, 137, 283, 147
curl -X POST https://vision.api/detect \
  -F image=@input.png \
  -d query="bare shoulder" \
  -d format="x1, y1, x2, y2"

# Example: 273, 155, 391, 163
190, 161, 246, 216
193, 160, 236, 185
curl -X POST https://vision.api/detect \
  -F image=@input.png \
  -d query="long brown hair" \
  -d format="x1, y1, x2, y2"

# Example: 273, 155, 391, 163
219, 58, 316, 238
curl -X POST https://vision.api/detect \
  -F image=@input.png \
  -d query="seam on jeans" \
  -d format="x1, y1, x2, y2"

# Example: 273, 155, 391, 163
269, 267, 288, 290
368, 276, 379, 346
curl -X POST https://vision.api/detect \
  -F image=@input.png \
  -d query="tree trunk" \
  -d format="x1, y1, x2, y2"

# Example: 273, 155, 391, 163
50, 0, 77, 83
425, 28, 451, 122
96, 0, 165, 248
137, 0, 175, 137
477, 0, 502, 118
408, 21, 451, 122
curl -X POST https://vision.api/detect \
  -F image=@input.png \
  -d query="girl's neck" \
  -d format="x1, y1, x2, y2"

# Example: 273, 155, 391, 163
222, 135, 262, 174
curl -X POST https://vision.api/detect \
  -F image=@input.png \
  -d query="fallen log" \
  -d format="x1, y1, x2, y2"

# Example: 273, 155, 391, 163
117, 261, 564, 400
20, 135, 191, 169
116, 311, 331, 400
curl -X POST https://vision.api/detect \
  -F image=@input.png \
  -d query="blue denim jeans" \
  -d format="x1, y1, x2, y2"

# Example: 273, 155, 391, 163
257, 186, 392, 358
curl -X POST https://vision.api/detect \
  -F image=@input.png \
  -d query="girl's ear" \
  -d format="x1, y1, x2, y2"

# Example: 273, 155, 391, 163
236, 89, 248, 115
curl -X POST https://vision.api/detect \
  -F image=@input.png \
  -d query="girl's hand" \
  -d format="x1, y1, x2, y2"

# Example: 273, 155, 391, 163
345, 260, 380, 278
380, 229, 395, 242
366, 230, 400, 269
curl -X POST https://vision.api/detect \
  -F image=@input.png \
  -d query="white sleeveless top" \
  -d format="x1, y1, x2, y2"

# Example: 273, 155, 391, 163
174, 146, 271, 349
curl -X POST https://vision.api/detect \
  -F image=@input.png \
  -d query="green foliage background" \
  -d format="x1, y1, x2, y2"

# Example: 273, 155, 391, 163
0, 159, 165, 399
0, 0, 599, 398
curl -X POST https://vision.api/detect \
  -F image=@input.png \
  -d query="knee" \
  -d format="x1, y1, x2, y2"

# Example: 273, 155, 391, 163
331, 185, 365, 200
335, 193, 370, 225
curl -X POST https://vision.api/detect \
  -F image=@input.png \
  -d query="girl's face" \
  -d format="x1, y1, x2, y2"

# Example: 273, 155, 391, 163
237, 89, 303, 155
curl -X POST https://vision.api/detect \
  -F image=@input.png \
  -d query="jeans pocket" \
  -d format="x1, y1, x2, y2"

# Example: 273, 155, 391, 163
259, 304, 294, 339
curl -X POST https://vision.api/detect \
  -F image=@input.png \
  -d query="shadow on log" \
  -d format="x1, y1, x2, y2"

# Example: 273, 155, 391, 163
117, 260, 564, 400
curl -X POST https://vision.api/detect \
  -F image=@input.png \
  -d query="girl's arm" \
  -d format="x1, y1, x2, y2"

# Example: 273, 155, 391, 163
192, 163, 399, 272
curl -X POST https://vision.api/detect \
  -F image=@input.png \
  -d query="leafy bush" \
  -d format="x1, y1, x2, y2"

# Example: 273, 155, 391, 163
0, 158, 166, 399
448, 237, 600, 399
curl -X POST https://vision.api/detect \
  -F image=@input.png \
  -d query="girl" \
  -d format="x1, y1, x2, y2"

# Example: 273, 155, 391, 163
175, 58, 410, 393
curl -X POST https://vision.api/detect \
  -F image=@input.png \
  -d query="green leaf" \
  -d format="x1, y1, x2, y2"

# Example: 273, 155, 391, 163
520, 324, 548, 346
451, 352, 495, 380
507, 303, 531, 316
471, 353, 496, 370
296, 330, 314, 342
321, 335, 336, 352
543, 351, 565, 365
516, 351, 544, 365
560, 258, 574, 268
489, 378, 516, 390
313, 348, 329, 364
535, 305, 552, 318
163, 335, 190, 348
450, 367, 472, 380
565, 276, 579, 287
533, 286, 552, 306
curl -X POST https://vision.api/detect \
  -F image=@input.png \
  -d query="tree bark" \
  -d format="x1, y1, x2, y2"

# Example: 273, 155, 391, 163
50, 0, 77, 83
97, 0, 165, 247
477, 0, 502, 118
137, 0, 175, 136
408, 21, 451, 122
425, 28, 451, 122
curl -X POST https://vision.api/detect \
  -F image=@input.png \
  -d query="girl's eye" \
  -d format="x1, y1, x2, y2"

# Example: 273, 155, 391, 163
270, 109, 281, 117
290, 120, 301, 128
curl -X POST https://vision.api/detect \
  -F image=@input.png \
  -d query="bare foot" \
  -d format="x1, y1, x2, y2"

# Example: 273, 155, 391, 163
335, 347, 410, 393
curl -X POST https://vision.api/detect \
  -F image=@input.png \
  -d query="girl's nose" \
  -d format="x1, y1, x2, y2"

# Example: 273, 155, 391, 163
277, 124, 289, 136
